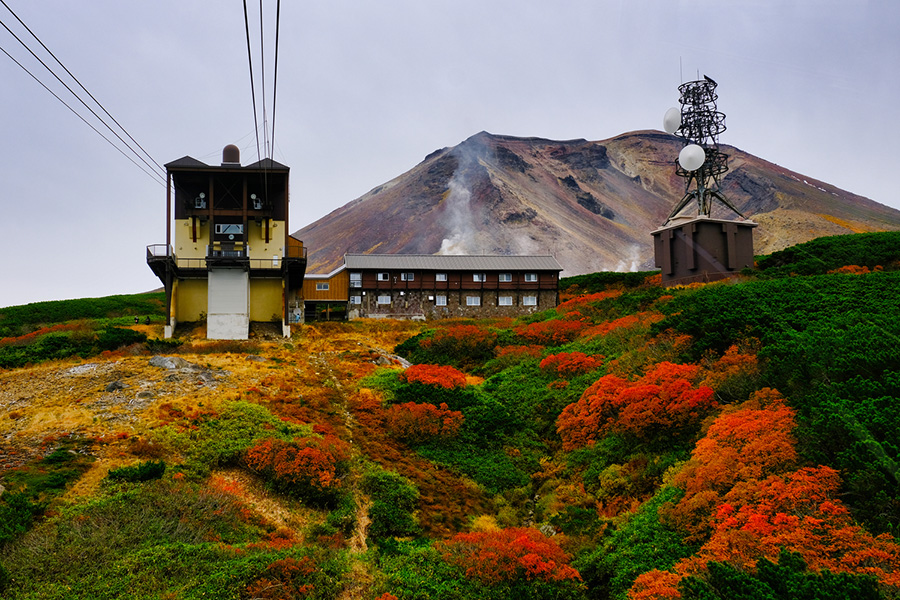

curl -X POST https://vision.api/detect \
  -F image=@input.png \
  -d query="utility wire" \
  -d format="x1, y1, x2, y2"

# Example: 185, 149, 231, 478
0, 16, 165, 184
0, 43, 164, 185
258, 0, 269, 159
243, 0, 262, 164
271, 0, 281, 160
0, 0, 164, 177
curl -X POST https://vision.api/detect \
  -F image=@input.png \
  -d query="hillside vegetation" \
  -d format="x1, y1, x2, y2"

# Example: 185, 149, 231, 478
1, 232, 899, 599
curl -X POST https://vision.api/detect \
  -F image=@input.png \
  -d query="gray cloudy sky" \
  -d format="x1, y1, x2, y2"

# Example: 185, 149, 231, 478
1, 0, 897, 307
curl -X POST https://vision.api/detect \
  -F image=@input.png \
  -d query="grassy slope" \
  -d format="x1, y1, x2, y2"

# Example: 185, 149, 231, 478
1, 233, 899, 599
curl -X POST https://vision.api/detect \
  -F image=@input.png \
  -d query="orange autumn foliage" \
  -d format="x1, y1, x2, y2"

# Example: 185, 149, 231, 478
634, 388, 900, 597
386, 402, 464, 443
557, 362, 717, 450
628, 569, 682, 600
663, 388, 798, 541
438, 527, 582, 584
540, 351, 604, 378
827, 264, 882, 275
698, 343, 760, 393
401, 363, 467, 389
690, 466, 900, 585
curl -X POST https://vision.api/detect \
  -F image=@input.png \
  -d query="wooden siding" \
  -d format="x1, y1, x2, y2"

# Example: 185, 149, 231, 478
302, 269, 350, 301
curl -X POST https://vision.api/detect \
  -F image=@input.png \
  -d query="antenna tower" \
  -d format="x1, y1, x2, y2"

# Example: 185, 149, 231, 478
663, 76, 743, 222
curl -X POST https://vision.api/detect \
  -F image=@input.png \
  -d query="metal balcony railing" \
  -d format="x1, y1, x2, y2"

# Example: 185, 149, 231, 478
147, 244, 306, 271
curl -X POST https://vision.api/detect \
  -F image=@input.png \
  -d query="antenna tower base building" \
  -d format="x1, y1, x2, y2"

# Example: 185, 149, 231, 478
651, 215, 756, 286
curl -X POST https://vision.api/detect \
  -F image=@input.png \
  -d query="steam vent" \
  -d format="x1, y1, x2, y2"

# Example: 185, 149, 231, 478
652, 76, 756, 285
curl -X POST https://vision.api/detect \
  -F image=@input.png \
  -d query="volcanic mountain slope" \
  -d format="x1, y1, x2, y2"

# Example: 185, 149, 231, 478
295, 131, 900, 275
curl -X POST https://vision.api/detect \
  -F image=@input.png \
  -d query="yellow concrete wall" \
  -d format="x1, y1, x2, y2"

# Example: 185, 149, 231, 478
249, 279, 283, 322
174, 279, 208, 322
174, 218, 210, 260
248, 219, 285, 260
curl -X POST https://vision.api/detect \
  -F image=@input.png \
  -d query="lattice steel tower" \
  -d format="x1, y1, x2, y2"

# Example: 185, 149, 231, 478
663, 75, 743, 223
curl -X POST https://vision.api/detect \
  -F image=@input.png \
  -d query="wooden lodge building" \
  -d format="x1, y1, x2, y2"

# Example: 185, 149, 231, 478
302, 254, 563, 322
147, 147, 563, 338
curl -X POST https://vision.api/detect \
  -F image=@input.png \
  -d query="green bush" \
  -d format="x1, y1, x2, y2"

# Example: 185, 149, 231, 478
153, 401, 312, 478
96, 327, 147, 350
679, 550, 883, 600
0, 493, 46, 546
560, 270, 658, 292
0, 479, 280, 598
576, 486, 696, 600
0, 293, 165, 338
357, 367, 405, 403
309, 491, 358, 538
362, 467, 420, 541
756, 231, 900, 278
106, 460, 167, 483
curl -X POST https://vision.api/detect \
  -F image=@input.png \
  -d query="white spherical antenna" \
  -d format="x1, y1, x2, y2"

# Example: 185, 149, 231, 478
663, 107, 681, 134
678, 144, 705, 171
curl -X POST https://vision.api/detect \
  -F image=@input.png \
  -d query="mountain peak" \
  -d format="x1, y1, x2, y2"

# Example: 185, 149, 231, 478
296, 131, 900, 275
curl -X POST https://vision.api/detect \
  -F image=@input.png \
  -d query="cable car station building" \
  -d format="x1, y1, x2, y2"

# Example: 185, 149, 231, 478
147, 145, 307, 339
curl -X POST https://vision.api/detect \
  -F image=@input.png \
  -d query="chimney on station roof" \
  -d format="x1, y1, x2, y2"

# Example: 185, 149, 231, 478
222, 144, 241, 166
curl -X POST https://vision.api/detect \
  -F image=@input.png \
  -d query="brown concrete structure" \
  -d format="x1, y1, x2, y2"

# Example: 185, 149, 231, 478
652, 216, 756, 286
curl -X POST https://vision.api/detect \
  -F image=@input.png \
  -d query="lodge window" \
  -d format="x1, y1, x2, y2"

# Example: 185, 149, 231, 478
498, 296, 513, 306
473, 273, 486, 282
350, 272, 362, 288
401, 272, 415, 281
523, 295, 537, 306
377, 272, 389, 281
524, 273, 538, 282
350, 295, 361, 305
466, 296, 481, 306
377, 295, 392, 305
436, 273, 447, 281
435, 295, 447, 306
499, 273, 512, 282
316, 282, 329, 291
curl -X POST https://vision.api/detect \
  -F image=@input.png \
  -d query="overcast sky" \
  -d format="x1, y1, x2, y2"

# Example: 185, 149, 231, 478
1, 0, 897, 308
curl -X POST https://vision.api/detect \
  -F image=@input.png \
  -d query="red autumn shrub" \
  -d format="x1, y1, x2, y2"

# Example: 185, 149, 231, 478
515, 319, 586, 346
438, 527, 582, 584
557, 362, 716, 450
0, 321, 90, 347
556, 290, 624, 316
386, 402, 464, 443
539, 351, 604, 378
580, 311, 665, 340
245, 435, 350, 501
401, 364, 467, 389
